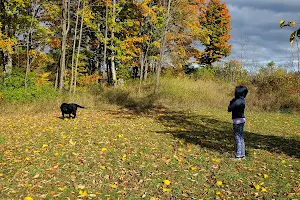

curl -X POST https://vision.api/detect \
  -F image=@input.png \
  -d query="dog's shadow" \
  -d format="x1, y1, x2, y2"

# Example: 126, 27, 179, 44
58, 116, 75, 119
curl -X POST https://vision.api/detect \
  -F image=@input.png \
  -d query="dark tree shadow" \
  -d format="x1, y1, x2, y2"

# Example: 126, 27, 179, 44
155, 110, 300, 158
104, 90, 161, 114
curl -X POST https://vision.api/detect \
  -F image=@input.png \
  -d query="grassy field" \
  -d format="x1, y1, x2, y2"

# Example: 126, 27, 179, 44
0, 99, 299, 199
0, 77, 300, 199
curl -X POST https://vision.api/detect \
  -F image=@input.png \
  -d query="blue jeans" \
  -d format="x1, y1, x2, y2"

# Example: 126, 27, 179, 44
233, 123, 245, 157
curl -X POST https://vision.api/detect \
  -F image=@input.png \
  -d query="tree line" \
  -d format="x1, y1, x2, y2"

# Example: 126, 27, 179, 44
0, 0, 231, 93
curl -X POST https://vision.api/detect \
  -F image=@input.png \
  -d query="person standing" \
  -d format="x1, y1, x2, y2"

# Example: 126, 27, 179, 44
228, 85, 248, 160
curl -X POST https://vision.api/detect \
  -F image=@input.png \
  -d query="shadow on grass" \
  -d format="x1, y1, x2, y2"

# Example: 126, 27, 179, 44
104, 89, 161, 113
155, 110, 300, 158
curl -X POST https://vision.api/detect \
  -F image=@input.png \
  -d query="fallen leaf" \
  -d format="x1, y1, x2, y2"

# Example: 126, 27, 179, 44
163, 180, 171, 186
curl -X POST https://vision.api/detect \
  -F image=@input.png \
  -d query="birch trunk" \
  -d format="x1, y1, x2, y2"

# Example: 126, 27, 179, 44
25, 3, 36, 90
155, 0, 172, 93
73, 0, 85, 93
111, 0, 117, 86
59, 0, 70, 92
69, 0, 81, 93
103, 0, 109, 81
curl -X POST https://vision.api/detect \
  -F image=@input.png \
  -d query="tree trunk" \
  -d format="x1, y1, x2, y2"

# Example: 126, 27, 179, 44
155, 0, 172, 94
69, 0, 81, 93
25, 3, 36, 90
73, 0, 85, 93
103, 0, 109, 82
4, 52, 12, 79
139, 44, 150, 93
144, 59, 149, 81
111, 0, 117, 87
55, 65, 59, 89
59, 0, 70, 92
138, 53, 144, 95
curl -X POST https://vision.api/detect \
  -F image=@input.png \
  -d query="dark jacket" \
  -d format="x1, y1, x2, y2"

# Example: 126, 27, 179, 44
228, 86, 248, 119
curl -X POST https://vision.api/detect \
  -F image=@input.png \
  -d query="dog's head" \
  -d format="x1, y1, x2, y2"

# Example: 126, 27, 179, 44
60, 103, 69, 112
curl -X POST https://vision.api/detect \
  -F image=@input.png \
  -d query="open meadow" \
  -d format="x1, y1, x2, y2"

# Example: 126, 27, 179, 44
0, 78, 300, 199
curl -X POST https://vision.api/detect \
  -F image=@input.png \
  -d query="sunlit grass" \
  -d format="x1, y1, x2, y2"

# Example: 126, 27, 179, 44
0, 100, 299, 199
0, 76, 299, 199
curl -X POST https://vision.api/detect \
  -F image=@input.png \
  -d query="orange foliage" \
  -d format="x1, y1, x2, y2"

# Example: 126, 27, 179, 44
79, 74, 102, 86
199, 0, 232, 65
49, 37, 61, 48
0, 24, 16, 54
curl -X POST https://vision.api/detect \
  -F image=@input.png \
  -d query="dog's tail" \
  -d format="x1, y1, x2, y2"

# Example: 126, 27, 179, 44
76, 104, 85, 108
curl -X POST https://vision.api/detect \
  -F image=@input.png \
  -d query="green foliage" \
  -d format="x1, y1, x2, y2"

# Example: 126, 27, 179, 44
192, 66, 216, 80
0, 69, 58, 102
215, 60, 249, 84
116, 64, 131, 80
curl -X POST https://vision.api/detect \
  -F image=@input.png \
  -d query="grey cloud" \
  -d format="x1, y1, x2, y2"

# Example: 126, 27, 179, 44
224, 0, 300, 13
222, 0, 300, 68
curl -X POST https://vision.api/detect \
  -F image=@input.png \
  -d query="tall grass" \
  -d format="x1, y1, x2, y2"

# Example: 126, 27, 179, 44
0, 75, 296, 114
159, 76, 234, 111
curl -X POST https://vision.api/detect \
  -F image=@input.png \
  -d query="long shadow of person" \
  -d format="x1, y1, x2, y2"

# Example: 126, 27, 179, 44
155, 110, 300, 159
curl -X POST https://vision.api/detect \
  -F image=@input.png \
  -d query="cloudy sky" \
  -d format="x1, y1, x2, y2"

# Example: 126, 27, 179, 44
222, 0, 300, 70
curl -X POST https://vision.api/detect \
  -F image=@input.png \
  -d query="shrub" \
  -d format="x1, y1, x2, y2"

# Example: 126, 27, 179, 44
0, 69, 58, 103
250, 67, 300, 111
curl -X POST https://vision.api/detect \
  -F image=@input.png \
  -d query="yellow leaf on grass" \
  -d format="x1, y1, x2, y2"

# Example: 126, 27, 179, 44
110, 184, 117, 189
163, 180, 171, 186
211, 158, 221, 163
33, 150, 40, 154
121, 155, 127, 161
101, 148, 108, 151
216, 191, 221, 195
190, 166, 197, 171
163, 188, 171, 193
263, 174, 269, 179
253, 183, 261, 190
54, 152, 59, 156
24, 197, 33, 200
216, 181, 222, 186
261, 187, 267, 192
42, 144, 48, 148
79, 190, 88, 197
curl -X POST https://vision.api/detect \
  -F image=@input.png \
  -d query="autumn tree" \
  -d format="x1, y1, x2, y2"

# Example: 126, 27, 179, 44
167, 0, 208, 75
0, 0, 25, 80
198, 0, 231, 66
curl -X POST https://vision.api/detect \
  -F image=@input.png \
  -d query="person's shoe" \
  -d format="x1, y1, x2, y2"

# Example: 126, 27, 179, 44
232, 156, 246, 161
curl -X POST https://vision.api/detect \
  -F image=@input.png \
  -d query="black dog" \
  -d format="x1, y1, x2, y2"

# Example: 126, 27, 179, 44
60, 103, 84, 118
